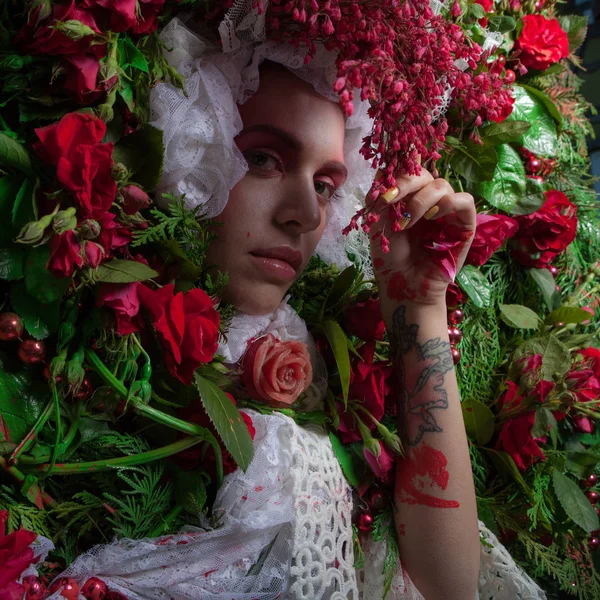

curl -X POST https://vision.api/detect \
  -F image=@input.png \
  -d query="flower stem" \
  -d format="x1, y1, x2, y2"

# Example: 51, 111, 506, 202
21, 437, 203, 475
85, 349, 224, 486
0, 456, 56, 507
9, 399, 54, 464
149, 504, 184, 538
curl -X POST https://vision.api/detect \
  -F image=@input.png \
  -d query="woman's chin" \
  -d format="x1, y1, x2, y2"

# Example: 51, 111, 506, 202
223, 282, 287, 316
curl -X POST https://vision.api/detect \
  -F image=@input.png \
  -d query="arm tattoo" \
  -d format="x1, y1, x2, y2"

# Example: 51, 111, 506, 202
390, 305, 453, 448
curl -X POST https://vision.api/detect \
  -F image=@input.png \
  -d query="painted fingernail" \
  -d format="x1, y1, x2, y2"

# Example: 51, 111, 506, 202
382, 187, 399, 203
399, 214, 412, 229
424, 206, 440, 220
375, 169, 384, 182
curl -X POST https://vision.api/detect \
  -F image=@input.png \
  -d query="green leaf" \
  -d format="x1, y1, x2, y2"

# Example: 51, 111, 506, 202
475, 144, 525, 212
532, 406, 551, 438
499, 303, 540, 329
0, 354, 49, 443
12, 177, 37, 232
552, 469, 599, 533
120, 37, 149, 73
24, 246, 71, 304
323, 265, 356, 316
0, 132, 33, 175
479, 120, 531, 146
118, 83, 135, 112
518, 84, 563, 126
0, 248, 24, 280
456, 265, 492, 308
194, 373, 254, 472
321, 319, 351, 404
529, 268, 561, 311
329, 433, 364, 488
545, 307, 593, 326
461, 399, 495, 445
514, 334, 571, 381
450, 140, 497, 182
509, 176, 546, 216
10, 282, 60, 339
558, 15, 588, 52
483, 448, 532, 498
507, 86, 558, 156
487, 15, 516, 33
566, 451, 600, 468
470, 3, 485, 18
94, 259, 158, 283
112, 125, 164, 191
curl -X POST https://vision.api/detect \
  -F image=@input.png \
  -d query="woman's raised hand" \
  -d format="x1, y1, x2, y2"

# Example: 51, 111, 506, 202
369, 169, 476, 313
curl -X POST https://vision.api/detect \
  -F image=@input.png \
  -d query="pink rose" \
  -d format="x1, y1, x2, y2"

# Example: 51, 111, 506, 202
83, 241, 104, 268
120, 185, 150, 215
63, 55, 101, 104
363, 441, 395, 479
96, 212, 131, 258
242, 334, 313, 406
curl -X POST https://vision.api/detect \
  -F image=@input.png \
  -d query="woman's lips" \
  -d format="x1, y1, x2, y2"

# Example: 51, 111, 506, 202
249, 246, 302, 283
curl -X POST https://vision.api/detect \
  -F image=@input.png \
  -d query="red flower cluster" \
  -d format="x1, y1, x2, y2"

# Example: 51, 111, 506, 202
510, 190, 578, 268
566, 348, 600, 433
138, 284, 220, 385
466, 213, 518, 267
515, 15, 570, 71
268, 0, 513, 197
0, 510, 38, 599
344, 298, 385, 342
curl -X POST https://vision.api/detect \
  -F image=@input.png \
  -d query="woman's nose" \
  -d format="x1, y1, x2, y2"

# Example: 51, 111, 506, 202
275, 175, 323, 234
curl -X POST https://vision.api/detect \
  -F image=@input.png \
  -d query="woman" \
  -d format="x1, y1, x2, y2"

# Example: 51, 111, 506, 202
50, 11, 547, 600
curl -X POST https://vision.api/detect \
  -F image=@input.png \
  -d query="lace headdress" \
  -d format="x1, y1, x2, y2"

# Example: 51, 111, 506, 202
150, 2, 376, 272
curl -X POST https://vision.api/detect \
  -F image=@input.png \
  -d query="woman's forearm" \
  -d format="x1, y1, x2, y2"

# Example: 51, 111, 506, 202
385, 301, 480, 600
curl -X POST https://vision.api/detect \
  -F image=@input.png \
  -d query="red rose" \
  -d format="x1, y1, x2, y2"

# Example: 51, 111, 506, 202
344, 298, 385, 341
81, 0, 137, 32
34, 113, 117, 219
565, 349, 600, 403
496, 411, 546, 471
47, 230, 83, 278
466, 213, 518, 267
242, 334, 313, 406
363, 441, 395, 479
515, 15, 570, 71
510, 190, 577, 268
0, 511, 37, 592
337, 343, 391, 443
138, 284, 220, 384
63, 55, 101, 103
445, 282, 463, 308
578, 347, 600, 378
96, 212, 131, 257
475, 0, 493, 11
97, 282, 141, 335
131, 0, 167, 34
16, 4, 105, 57
120, 185, 150, 215
176, 398, 256, 476
83, 241, 104, 268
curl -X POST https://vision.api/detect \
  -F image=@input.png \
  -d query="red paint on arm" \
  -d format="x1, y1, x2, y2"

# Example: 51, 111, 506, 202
387, 272, 416, 303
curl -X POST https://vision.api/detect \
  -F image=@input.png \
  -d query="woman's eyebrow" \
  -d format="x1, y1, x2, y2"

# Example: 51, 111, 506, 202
239, 124, 303, 151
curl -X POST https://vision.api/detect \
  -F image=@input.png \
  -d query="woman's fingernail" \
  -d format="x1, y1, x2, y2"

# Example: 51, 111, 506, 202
382, 187, 399, 203
424, 206, 440, 220
375, 169, 384, 182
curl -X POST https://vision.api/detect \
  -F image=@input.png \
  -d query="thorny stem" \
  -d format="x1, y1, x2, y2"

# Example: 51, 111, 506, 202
0, 456, 56, 507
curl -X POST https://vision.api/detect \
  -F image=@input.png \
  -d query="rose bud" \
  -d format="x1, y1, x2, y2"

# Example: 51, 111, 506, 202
53, 207, 78, 235
80, 219, 101, 240
120, 185, 150, 215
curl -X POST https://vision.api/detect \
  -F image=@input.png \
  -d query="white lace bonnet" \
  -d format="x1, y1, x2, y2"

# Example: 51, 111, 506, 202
149, 0, 376, 270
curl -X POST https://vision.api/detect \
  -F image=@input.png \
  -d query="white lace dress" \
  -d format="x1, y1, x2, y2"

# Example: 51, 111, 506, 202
47, 410, 547, 600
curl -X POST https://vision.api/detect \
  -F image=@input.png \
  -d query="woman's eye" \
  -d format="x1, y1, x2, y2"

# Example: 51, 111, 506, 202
314, 180, 336, 200
245, 150, 280, 171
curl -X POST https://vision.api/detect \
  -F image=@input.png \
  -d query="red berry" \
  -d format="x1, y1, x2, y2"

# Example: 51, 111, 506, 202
73, 377, 93, 402
22, 576, 46, 600
367, 489, 387, 511
449, 308, 464, 325
49, 578, 80, 600
548, 265, 559, 277
531, 175, 544, 183
448, 326, 463, 345
357, 511, 373, 532
18, 339, 45, 364
451, 347, 461, 365
586, 474, 598, 488
527, 158, 541, 173
589, 536, 600, 551
504, 69, 516, 84
586, 491, 600, 504
82, 577, 108, 600
0, 312, 24, 341
497, 54, 506, 67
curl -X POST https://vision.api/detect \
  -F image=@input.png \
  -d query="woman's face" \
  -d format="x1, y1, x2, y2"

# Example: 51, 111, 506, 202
207, 65, 347, 315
